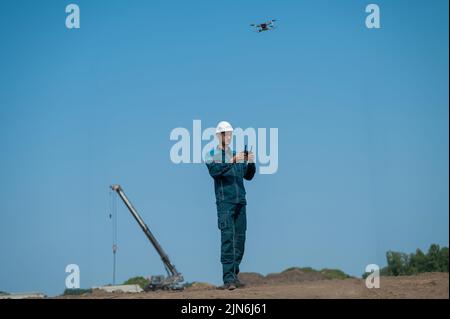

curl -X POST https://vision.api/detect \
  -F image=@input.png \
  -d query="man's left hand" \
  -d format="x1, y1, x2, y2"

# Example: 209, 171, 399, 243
247, 152, 255, 163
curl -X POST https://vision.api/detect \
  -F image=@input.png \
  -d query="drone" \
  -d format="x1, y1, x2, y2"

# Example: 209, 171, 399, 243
250, 19, 276, 33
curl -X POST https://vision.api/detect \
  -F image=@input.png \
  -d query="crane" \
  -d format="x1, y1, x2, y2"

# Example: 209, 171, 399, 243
110, 184, 184, 291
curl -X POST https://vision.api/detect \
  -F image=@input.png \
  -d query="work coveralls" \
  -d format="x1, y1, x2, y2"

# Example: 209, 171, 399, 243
206, 146, 256, 284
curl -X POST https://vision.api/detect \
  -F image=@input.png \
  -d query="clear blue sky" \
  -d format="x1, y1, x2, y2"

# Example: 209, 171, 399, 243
0, 0, 448, 296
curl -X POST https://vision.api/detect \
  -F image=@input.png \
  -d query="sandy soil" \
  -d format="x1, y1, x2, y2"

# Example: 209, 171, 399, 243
58, 272, 448, 299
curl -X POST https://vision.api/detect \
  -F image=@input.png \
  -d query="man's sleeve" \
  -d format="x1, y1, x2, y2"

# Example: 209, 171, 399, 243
206, 162, 233, 178
205, 151, 233, 178
244, 163, 256, 180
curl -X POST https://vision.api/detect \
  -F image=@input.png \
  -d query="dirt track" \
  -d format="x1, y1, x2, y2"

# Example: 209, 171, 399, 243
60, 272, 448, 299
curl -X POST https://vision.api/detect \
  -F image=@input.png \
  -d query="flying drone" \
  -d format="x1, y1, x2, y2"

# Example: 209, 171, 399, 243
250, 19, 276, 33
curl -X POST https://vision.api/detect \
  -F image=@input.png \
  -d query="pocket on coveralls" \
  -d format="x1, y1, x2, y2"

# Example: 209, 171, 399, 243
217, 212, 229, 230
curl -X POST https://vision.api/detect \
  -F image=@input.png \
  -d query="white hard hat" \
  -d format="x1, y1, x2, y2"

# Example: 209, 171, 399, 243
216, 121, 234, 134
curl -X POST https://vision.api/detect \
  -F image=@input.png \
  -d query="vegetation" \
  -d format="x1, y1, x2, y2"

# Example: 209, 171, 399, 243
282, 267, 352, 280
320, 268, 352, 280
363, 243, 449, 278
63, 288, 92, 296
123, 276, 150, 290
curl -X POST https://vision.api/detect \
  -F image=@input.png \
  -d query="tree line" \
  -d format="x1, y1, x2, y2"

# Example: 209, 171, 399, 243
363, 243, 448, 278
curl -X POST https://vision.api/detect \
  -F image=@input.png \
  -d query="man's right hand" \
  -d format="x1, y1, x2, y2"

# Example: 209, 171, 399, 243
232, 152, 246, 163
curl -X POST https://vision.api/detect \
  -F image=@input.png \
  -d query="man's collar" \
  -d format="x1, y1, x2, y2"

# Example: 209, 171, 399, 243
217, 145, 231, 152
216, 145, 234, 156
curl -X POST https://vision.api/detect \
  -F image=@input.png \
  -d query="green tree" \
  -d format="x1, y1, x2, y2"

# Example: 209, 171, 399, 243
382, 244, 448, 277
386, 251, 409, 276
409, 248, 427, 274
426, 244, 441, 272
439, 247, 449, 272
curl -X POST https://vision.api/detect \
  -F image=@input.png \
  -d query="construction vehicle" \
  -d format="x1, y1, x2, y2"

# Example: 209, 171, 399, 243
110, 184, 184, 291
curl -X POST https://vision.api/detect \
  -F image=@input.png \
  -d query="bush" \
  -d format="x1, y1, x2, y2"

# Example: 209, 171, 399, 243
63, 288, 92, 296
282, 266, 315, 273
320, 268, 351, 280
123, 276, 150, 290
282, 266, 351, 279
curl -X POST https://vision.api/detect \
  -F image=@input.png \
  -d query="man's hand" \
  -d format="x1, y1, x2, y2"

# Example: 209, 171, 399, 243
233, 152, 255, 163
247, 152, 255, 163
233, 152, 246, 163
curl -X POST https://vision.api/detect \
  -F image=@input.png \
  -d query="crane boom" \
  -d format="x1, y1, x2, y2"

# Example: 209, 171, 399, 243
110, 184, 183, 289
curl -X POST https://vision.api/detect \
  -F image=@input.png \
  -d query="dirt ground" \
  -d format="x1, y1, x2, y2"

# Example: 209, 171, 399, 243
59, 271, 449, 299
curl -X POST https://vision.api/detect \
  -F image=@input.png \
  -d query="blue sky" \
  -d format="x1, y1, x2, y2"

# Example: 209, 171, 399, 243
0, 0, 448, 296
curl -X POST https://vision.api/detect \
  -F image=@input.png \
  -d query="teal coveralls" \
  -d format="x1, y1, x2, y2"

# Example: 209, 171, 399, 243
206, 146, 256, 284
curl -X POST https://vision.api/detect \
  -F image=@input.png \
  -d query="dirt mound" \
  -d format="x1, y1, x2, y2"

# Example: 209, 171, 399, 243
267, 268, 327, 283
238, 268, 328, 286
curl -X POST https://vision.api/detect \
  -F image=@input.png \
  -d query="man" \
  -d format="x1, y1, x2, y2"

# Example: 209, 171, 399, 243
206, 121, 256, 290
